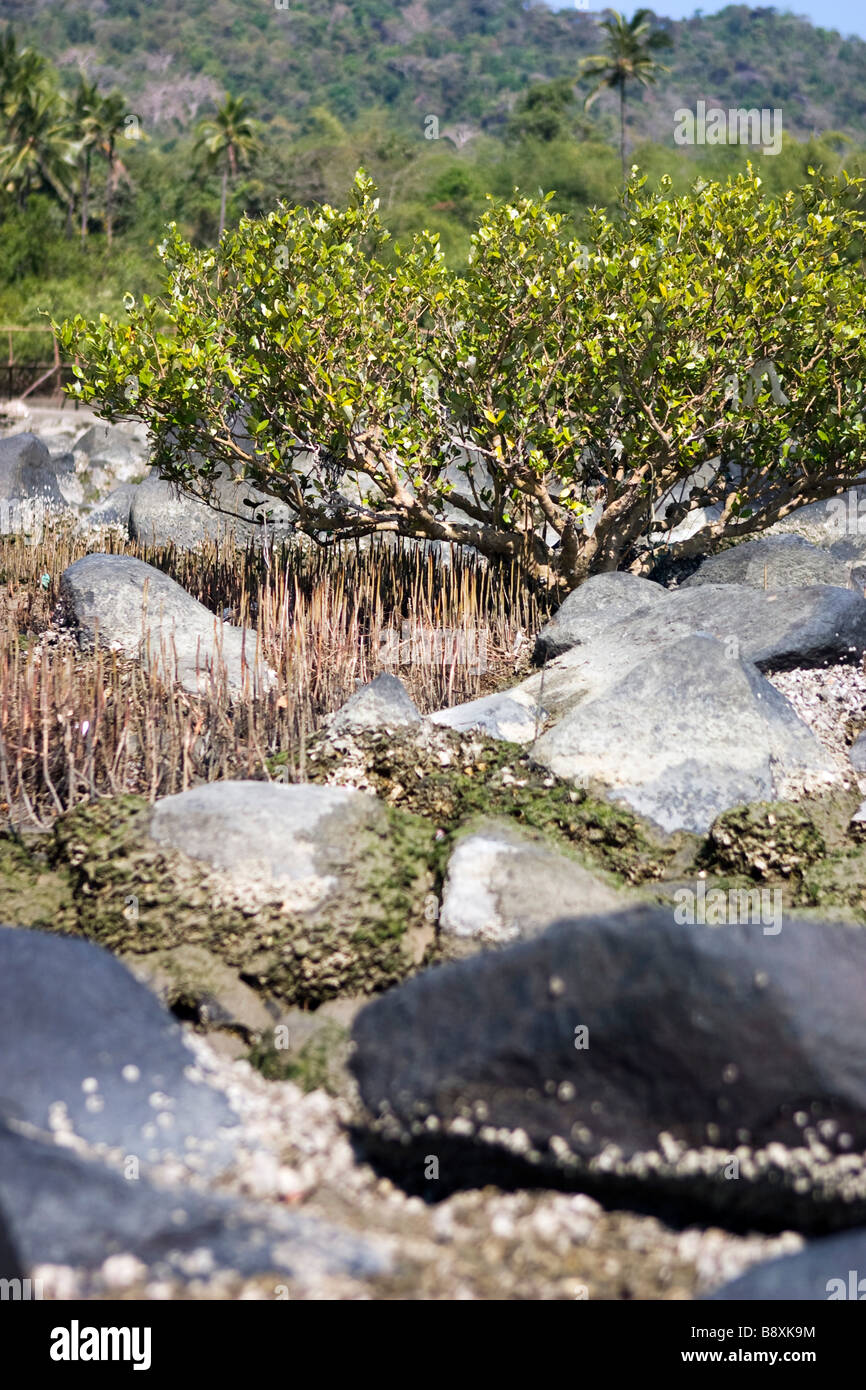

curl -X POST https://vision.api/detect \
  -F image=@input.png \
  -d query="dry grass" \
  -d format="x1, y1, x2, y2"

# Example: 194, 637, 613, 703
0, 520, 552, 828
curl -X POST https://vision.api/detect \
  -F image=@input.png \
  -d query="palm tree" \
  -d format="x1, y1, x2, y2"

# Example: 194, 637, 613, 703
580, 9, 672, 185
0, 31, 47, 107
72, 75, 102, 244
194, 94, 261, 238
0, 79, 77, 212
92, 92, 130, 249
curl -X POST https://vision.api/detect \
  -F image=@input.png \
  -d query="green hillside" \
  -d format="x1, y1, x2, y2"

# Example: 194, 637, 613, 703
1, 1, 865, 143
0, 2, 863, 339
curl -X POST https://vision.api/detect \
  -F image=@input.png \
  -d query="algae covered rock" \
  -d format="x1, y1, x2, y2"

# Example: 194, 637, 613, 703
299, 720, 697, 885
704, 790, 862, 883
0, 832, 76, 932
801, 847, 866, 917
51, 781, 436, 1006
249, 997, 362, 1098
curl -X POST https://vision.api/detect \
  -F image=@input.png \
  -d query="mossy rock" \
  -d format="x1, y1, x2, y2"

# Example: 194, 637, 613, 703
49, 783, 437, 1008
801, 848, 866, 918
701, 790, 862, 882
0, 831, 76, 932
283, 723, 699, 886
249, 1018, 353, 1097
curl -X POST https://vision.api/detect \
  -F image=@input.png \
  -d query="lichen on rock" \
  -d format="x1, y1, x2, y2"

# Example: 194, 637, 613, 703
48, 784, 437, 1007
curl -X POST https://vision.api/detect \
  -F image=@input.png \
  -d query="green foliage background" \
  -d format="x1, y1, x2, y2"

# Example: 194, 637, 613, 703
0, 2, 864, 341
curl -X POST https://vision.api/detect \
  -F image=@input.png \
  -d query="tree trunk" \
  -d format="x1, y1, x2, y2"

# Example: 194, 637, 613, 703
80, 153, 90, 245
619, 81, 627, 186
219, 165, 228, 239
106, 151, 114, 249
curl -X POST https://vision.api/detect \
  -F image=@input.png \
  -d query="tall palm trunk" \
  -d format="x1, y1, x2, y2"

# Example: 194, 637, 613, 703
80, 149, 90, 245
218, 164, 228, 238
105, 143, 115, 249
619, 81, 626, 185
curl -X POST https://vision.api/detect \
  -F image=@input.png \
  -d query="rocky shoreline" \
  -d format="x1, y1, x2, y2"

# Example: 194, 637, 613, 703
2, 409, 866, 1300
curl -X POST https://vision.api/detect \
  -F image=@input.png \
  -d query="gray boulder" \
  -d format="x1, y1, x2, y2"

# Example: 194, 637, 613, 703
533, 572, 669, 664
439, 819, 628, 951
829, 535, 866, 594
351, 906, 866, 1228
49, 449, 76, 475
516, 582, 866, 729
767, 485, 866, 547
130, 468, 293, 550
0, 433, 64, 506
59, 553, 274, 696
851, 731, 866, 777
707, 1228, 866, 1300
330, 673, 421, 735
82, 482, 138, 530
663, 582, 866, 669
73, 422, 148, 483
682, 534, 851, 590
531, 634, 837, 833
429, 689, 545, 744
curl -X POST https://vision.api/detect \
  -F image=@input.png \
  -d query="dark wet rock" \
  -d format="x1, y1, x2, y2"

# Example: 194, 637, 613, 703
0, 1120, 389, 1288
682, 534, 851, 590
530, 634, 836, 833
58, 553, 274, 696
533, 572, 669, 664
0, 1191, 22, 1282
351, 905, 866, 1230
707, 1227, 866, 1300
51, 781, 436, 1008
330, 673, 421, 735
0, 926, 239, 1173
